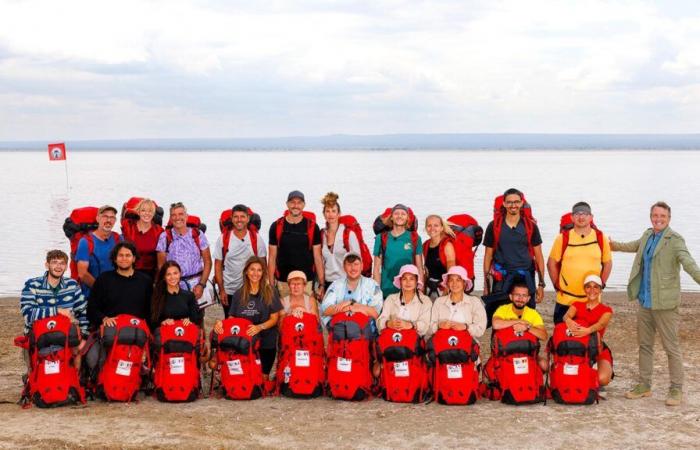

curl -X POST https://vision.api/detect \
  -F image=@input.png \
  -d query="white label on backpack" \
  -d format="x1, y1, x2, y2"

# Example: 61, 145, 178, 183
44, 360, 60, 375
227, 359, 243, 375
513, 357, 529, 375
337, 357, 352, 373
169, 357, 185, 375
446, 364, 463, 379
116, 360, 132, 376
255, 359, 261, 366
564, 363, 579, 376
295, 350, 310, 367
394, 361, 410, 377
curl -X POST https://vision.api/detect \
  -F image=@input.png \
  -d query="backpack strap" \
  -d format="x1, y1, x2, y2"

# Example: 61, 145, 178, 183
191, 227, 201, 250
249, 229, 259, 257
305, 217, 315, 250
342, 225, 352, 252
221, 228, 232, 262
275, 217, 284, 247
438, 237, 449, 268
380, 232, 389, 267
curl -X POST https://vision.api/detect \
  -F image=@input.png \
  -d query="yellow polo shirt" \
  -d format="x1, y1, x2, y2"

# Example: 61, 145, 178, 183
493, 304, 544, 328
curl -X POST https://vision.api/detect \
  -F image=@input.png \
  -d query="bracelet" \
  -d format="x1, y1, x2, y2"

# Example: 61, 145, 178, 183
197, 282, 206, 289
538, 282, 546, 288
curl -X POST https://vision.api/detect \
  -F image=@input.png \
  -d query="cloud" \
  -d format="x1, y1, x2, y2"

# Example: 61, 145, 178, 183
1, 0, 699, 139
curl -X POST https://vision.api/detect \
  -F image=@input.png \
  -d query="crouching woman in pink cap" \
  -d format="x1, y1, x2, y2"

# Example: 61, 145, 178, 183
430, 266, 487, 338
377, 264, 432, 337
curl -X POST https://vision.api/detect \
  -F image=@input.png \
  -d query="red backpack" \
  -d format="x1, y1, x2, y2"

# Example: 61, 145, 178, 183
164, 215, 207, 253
490, 194, 538, 279
481, 327, 544, 405
426, 328, 480, 405
97, 315, 151, 402
218, 207, 261, 265
153, 321, 201, 402
120, 197, 164, 243
276, 313, 325, 398
376, 327, 428, 403
423, 214, 483, 280
373, 207, 420, 262
547, 322, 600, 405
210, 317, 264, 400
323, 215, 373, 277
63, 206, 119, 281
14, 315, 85, 408
326, 311, 374, 401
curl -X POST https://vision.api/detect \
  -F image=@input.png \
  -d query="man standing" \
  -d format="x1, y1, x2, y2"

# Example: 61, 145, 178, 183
612, 201, 700, 406
372, 204, 424, 298
482, 189, 545, 322
214, 204, 267, 315
21, 250, 88, 337
268, 190, 324, 299
156, 202, 212, 305
548, 201, 612, 324
75, 205, 121, 297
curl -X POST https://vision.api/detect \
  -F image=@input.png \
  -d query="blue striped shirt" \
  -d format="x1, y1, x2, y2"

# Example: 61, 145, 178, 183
20, 272, 88, 335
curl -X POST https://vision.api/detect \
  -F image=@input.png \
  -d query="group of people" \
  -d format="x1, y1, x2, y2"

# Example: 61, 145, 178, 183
20, 188, 700, 406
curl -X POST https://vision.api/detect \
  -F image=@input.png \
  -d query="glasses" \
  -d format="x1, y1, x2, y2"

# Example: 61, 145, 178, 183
504, 201, 522, 206
100, 215, 117, 221
573, 211, 591, 217
511, 293, 529, 299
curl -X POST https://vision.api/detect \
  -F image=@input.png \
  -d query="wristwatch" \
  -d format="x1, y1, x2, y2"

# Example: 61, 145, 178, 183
197, 282, 206, 289
538, 281, 546, 288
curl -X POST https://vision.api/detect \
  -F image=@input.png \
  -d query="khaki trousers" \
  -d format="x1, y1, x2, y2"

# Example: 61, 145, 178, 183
637, 305, 683, 390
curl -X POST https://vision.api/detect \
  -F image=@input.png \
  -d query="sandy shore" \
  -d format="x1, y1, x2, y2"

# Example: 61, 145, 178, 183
1, 291, 699, 449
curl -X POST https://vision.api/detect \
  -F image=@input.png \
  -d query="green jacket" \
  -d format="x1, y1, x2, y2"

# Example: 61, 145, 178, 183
611, 227, 700, 310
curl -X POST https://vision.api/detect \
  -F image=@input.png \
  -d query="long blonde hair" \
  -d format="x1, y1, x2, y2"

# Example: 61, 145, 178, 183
425, 214, 455, 239
240, 256, 274, 306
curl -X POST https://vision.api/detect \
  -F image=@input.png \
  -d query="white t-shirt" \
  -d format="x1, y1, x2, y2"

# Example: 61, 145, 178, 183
213, 230, 267, 295
321, 224, 360, 283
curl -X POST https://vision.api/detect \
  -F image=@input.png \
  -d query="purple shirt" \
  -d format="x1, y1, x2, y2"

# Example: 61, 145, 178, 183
156, 229, 209, 285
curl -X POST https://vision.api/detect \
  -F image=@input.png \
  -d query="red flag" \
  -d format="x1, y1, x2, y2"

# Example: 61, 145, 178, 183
48, 142, 67, 161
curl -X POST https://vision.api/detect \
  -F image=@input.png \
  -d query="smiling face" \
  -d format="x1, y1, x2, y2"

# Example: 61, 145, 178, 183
447, 274, 465, 294
287, 198, 305, 218
425, 216, 443, 239
170, 206, 187, 230
573, 211, 593, 228
650, 206, 670, 233
138, 202, 155, 224
509, 286, 530, 309
246, 262, 264, 284
289, 277, 306, 296
115, 246, 136, 271
400, 273, 418, 292
231, 210, 249, 232
164, 265, 181, 289
503, 193, 523, 217
323, 204, 339, 225
97, 210, 117, 233
45, 257, 68, 279
343, 258, 363, 280
584, 281, 601, 301
391, 209, 408, 228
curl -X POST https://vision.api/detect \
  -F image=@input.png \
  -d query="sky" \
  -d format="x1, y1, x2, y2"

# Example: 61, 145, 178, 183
1, 0, 700, 140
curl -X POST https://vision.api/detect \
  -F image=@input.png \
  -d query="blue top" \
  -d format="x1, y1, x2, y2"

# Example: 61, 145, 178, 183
20, 272, 88, 335
639, 230, 664, 308
75, 232, 120, 296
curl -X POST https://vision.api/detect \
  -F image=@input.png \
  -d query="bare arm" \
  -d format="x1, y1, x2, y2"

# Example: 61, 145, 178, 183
529, 325, 548, 341
156, 252, 166, 272
77, 261, 95, 288
547, 257, 559, 289
313, 243, 325, 286
267, 245, 278, 285
444, 241, 456, 269
373, 255, 382, 285
414, 253, 425, 287
483, 246, 493, 295
600, 260, 613, 285
200, 247, 212, 284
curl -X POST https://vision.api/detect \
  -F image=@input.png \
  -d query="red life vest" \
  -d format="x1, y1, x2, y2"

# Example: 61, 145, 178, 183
426, 328, 480, 405
373, 207, 419, 264
326, 311, 373, 401
210, 317, 264, 400
14, 314, 85, 408
376, 327, 428, 403
322, 215, 373, 277
97, 314, 151, 402
153, 321, 201, 402
482, 327, 544, 405
276, 313, 325, 398
218, 208, 260, 266
547, 322, 600, 405
490, 194, 538, 278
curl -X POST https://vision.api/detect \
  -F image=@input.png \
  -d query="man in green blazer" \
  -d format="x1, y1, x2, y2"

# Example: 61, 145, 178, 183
611, 201, 700, 406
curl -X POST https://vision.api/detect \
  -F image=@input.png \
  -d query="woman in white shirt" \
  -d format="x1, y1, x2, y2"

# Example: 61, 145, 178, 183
320, 192, 360, 289
377, 264, 432, 337
430, 266, 486, 338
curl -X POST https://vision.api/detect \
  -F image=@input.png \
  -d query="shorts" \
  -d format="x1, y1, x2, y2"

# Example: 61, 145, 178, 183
598, 341, 613, 366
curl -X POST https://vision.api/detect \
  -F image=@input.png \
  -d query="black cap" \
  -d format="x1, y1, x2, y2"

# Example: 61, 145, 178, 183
287, 190, 305, 202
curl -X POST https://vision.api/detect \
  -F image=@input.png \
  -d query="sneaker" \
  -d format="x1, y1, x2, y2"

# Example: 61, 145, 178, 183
665, 388, 682, 406
625, 383, 652, 399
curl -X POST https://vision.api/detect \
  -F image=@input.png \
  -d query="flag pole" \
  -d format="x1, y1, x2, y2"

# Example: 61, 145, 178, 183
64, 158, 70, 191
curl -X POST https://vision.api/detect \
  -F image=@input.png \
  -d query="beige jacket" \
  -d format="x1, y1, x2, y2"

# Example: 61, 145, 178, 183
430, 294, 487, 338
377, 292, 432, 337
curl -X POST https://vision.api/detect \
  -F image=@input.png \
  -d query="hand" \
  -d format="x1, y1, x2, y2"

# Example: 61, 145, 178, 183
161, 318, 174, 326
565, 318, 582, 332
247, 324, 263, 337
57, 308, 75, 321
316, 284, 326, 300
451, 322, 468, 331
536, 286, 544, 303
482, 283, 490, 296
292, 307, 305, 318
214, 320, 223, 335
193, 284, 204, 300
387, 319, 405, 330
182, 318, 191, 326
102, 316, 117, 327
219, 287, 229, 306
438, 320, 452, 330
572, 326, 592, 337
336, 301, 353, 313
513, 322, 528, 333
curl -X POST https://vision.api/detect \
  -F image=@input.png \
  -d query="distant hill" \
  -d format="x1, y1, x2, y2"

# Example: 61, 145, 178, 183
2, 134, 700, 151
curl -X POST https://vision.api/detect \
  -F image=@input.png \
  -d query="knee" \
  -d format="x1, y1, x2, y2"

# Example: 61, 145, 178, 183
599, 371, 611, 386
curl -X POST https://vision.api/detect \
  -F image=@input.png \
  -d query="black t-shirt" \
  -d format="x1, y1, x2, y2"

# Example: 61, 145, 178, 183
228, 289, 283, 349
425, 244, 447, 281
87, 270, 152, 329
157, 290, 201, 326
483, 219, 542, 271
268, 217, 322, 281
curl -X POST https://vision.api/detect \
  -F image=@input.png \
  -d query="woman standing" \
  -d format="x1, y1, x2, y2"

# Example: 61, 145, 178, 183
320, 192, 360, 290
423, 215, 456, 299
430, 266, 486, 338
214, 256, 282, 381
377, 264, 432, 336
122, 198, 163, 279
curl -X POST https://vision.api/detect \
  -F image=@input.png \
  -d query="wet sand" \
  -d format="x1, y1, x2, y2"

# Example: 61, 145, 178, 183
0, 292, 699, 449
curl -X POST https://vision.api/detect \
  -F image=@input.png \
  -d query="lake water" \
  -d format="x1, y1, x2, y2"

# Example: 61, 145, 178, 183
1, 149, 698, 296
